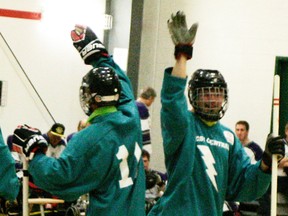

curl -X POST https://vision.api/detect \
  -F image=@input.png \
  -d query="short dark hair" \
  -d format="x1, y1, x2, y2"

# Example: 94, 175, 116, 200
236, 120, 249, 131
140, 87, 157, 99
142, 149, 150, 161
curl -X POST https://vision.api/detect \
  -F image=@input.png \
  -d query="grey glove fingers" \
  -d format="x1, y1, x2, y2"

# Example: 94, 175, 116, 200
172, 11, 180, 28
188, 23, 199, 44
170, 11, 183, 32
168, 11, 197, 45
170, 18, 184, 44
178, 12, 189, 43
168, 18, 179, 45
167, 13, 176, 29
174, 11, 185, 28
174, 11, 186, 42
178, 11, 187, 30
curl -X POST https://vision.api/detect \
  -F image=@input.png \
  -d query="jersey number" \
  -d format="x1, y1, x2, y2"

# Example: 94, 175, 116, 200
116, 142, 141, 188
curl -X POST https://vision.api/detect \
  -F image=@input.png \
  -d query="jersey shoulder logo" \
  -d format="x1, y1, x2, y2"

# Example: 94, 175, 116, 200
223, 130, 234, 145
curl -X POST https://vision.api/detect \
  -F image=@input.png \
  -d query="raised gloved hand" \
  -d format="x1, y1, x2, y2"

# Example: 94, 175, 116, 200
12, 125, 48, 160
261, 134, 286, 171
167, 11, 198, 60
71, 24, 108, 65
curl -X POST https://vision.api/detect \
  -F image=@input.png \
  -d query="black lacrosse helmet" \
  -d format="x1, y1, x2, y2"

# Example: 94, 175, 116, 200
188, 69, 228, 121
79, 67, 121, 116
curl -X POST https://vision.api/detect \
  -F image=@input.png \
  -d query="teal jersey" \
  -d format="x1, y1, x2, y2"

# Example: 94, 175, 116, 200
0, 128, 19, 200
148, 68, 271, 216
29, 57, 145, 216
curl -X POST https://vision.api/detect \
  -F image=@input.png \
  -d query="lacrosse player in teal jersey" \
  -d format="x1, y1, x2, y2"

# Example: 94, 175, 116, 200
148, 11, 286, 216
0, 127, 19, 200
12, 25, 145, 216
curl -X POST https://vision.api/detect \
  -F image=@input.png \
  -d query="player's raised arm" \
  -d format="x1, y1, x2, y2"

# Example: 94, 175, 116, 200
167, 11, 198, 78
70, 25, 135, 110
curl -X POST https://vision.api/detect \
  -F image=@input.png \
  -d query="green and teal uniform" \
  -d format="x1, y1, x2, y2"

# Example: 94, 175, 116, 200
29, 56, 145, 216
0, 127, 19, 200
148, 68, 271, 216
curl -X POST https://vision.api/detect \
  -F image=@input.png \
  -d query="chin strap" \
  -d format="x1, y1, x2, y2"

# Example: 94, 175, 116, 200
191, 109, 217, 126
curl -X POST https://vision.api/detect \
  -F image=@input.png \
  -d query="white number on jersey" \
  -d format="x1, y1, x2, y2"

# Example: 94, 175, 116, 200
116, 142, 141, 188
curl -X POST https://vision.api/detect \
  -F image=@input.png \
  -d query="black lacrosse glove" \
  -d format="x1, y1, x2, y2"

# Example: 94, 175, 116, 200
12, 125, 48, 160
71, 24, 108, 65
167, 11, 198, 60
262, 134, 286, 170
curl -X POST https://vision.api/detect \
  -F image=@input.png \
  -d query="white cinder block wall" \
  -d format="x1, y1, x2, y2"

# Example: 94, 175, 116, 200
139, 0, 288, 172
0, 0, 106, 137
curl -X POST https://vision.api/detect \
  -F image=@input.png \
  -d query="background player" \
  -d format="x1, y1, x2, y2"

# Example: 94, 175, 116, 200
136, 87, 157, 154
235, 120, 263, 163
43, 123, 66, 158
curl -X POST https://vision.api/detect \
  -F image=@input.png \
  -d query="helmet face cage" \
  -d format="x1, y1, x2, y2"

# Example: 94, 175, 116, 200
79, 67, 121, 116
79, 84, 93, 116
188, 69, 228, 121
189, 87, 228, 121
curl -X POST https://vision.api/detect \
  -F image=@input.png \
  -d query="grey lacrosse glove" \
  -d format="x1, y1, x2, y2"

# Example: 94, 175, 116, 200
167, 11, 198, 60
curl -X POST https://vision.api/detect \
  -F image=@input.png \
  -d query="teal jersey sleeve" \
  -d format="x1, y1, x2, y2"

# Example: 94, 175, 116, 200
160, 67, 190, 155
225, 141, 270, 201
149, 69, 271, 216
29, 56, 145, 216
0, 128, 20, 200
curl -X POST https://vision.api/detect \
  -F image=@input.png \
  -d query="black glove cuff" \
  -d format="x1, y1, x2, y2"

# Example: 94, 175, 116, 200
174, 45, 193, 60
